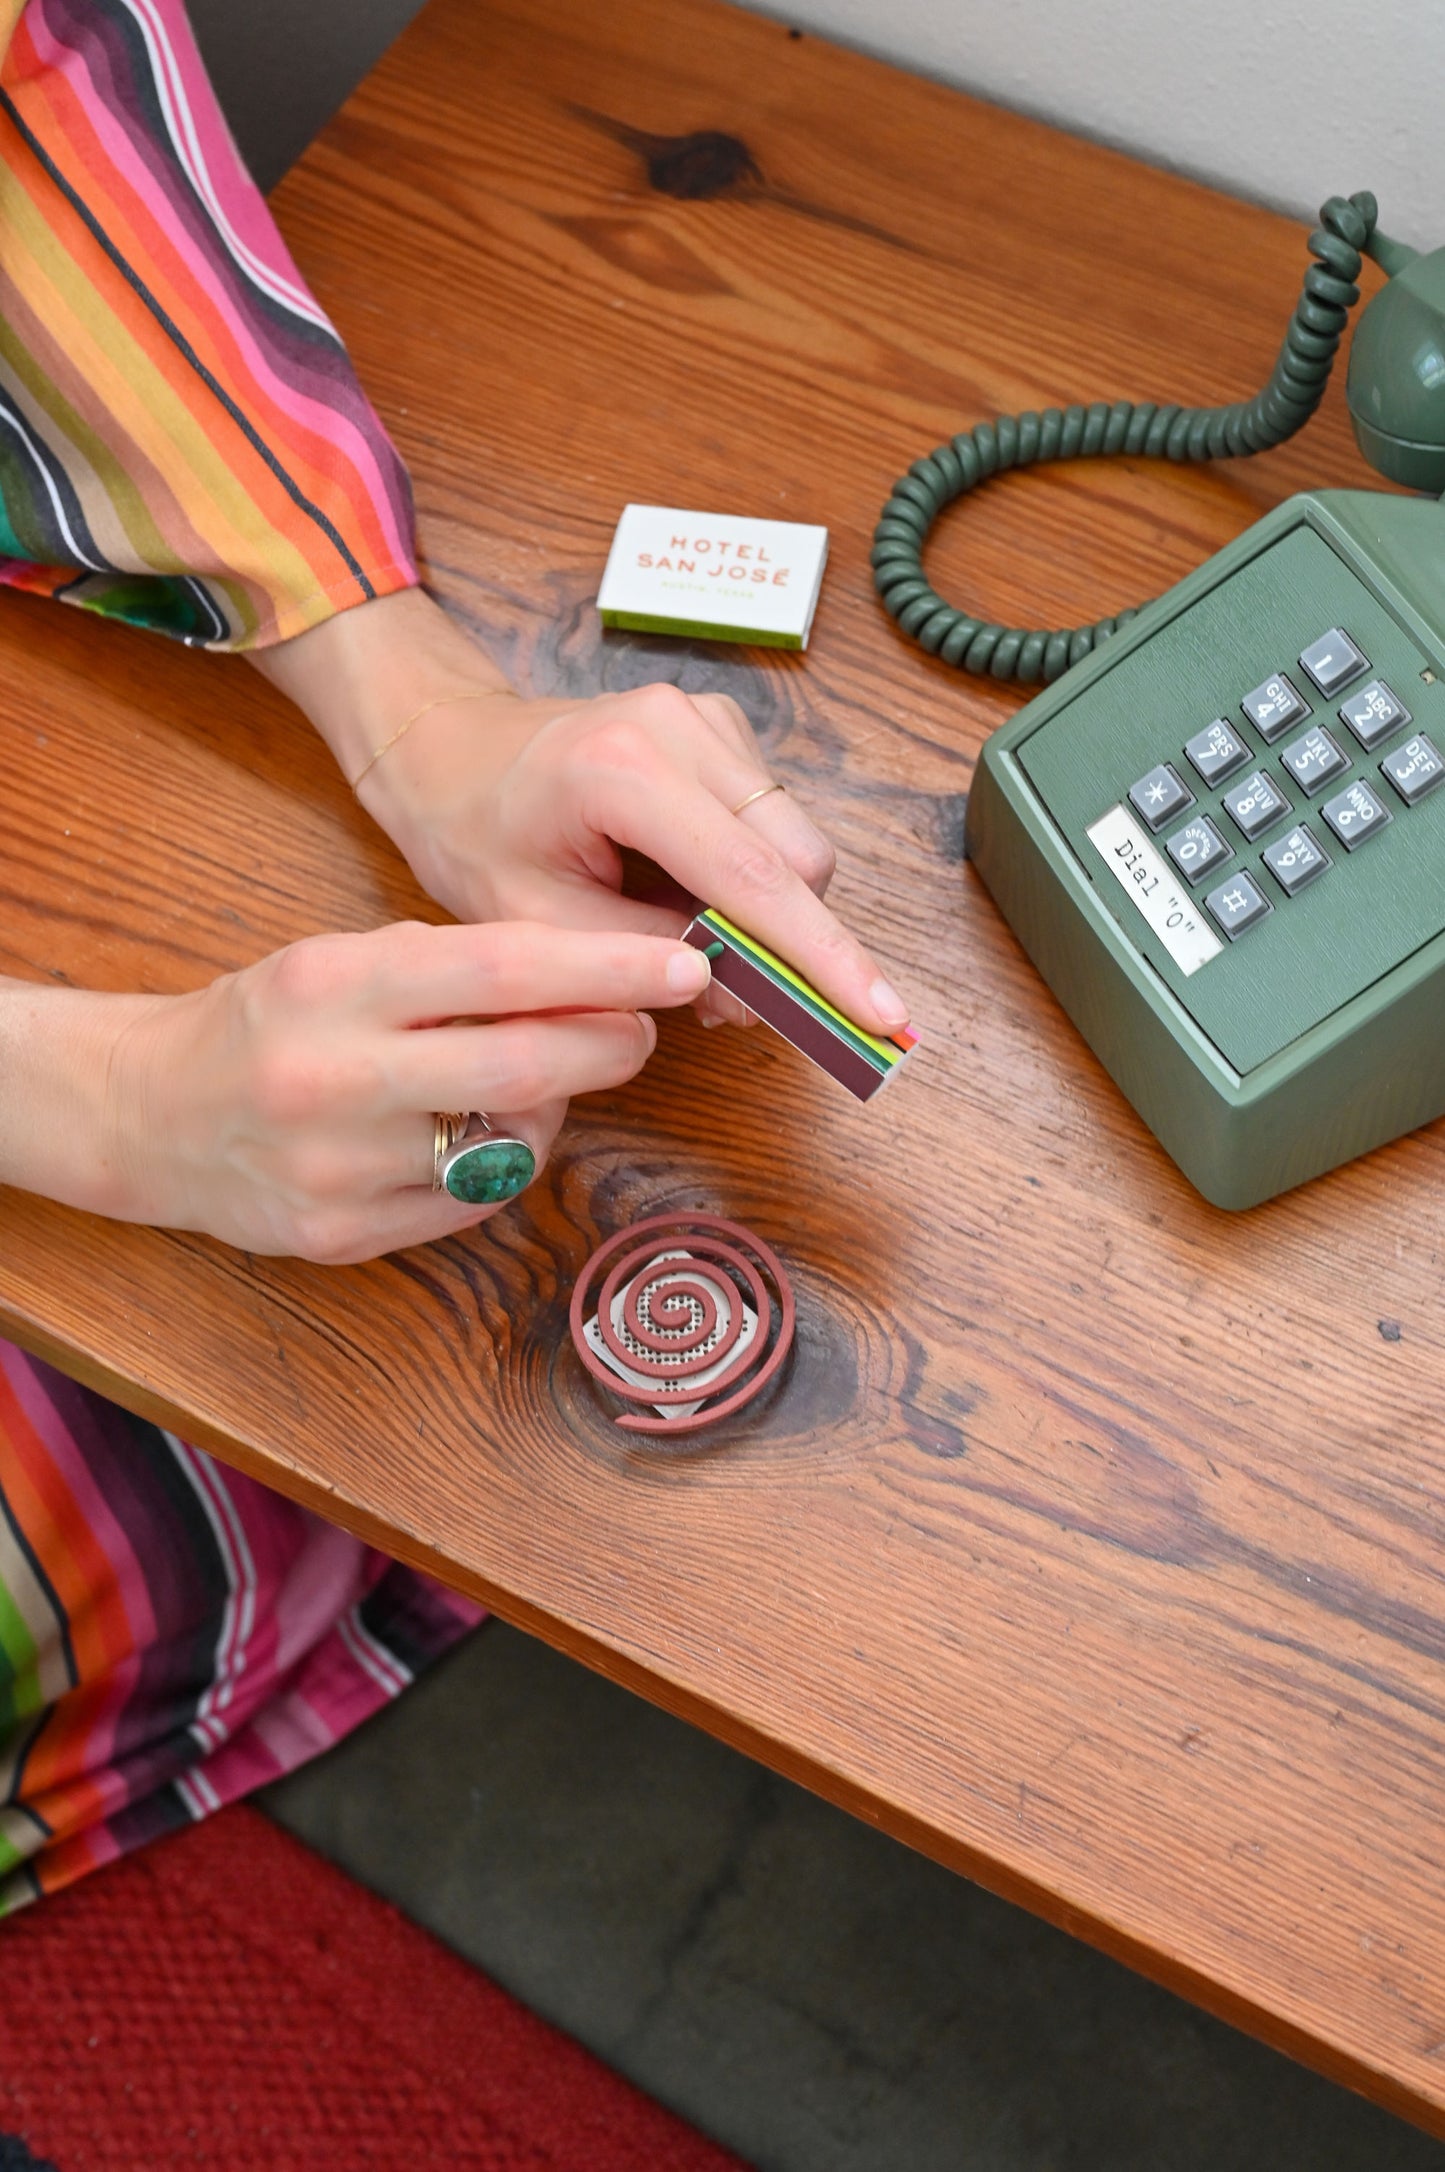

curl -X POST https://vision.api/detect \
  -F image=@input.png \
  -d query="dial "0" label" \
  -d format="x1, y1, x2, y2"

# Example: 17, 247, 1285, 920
1087, 804, 1224, 975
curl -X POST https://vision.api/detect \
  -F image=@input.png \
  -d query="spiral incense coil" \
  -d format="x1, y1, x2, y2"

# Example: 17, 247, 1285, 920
569, 1214, 795, 1435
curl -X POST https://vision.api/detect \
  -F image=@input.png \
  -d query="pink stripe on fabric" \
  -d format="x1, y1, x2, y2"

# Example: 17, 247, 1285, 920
21, 3, 417, 576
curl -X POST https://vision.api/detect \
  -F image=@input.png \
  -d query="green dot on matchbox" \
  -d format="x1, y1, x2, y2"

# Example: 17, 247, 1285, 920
596, 505, 828, 649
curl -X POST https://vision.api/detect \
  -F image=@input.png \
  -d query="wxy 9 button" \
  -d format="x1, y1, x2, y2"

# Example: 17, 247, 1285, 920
1262, 823, 1330, 896
1298, 627, 1369, 698
1278, 724, 1349, 797
1321, 777, 1392, 851
1165, 815, 1231, 885
1339, 678, 1410, 752
1242, 673, 1310, 741
1381, 732, 1445, 806
1184, 719, 1250, 788
1221, 769, 1290, 840
1128, 762, 1192, 830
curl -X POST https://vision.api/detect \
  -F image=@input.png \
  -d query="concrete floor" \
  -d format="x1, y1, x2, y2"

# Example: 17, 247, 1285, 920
265, 1622, 1445, 2172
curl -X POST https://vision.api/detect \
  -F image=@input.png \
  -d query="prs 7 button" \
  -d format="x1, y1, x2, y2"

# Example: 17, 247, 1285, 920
1339, 678, 1410, 752
1242, 673, 1309, 741
1279, 724, 1349, 797
1204, 869, 1271, 940
1165, 815, 1231, 885
1298, 627, 1369, 697
1321, 778, 1392, 851
1128, 762, 1193, 831
1262, 823, 1330, 896
1381, 733, 1445, 806
1221, 769, 1290, 840
1184, 719, 1250, 787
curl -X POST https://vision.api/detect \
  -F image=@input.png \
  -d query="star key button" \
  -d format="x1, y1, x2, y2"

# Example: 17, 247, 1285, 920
1299, 627, 1369, 697
1127, 762, 1193, 832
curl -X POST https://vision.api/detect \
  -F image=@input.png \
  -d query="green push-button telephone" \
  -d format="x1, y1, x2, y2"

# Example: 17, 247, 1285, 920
873, 191, 1445, 1208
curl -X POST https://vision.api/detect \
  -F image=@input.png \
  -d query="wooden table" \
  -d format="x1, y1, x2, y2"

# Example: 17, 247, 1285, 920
5, 0, 1445, 2134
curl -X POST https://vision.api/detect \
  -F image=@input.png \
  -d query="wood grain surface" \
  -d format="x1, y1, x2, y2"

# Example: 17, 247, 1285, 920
5, 0, 1445, 2131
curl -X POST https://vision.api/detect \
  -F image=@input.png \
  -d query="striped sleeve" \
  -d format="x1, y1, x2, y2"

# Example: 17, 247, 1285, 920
0, 0, 419, 650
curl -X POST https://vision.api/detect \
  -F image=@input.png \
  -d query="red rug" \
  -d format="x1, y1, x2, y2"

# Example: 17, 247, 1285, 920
0, 1805, 748, 2171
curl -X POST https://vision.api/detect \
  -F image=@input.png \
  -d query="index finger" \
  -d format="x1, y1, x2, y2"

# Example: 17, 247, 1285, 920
590, 778, 910, 1035
361, 921, 712, 1027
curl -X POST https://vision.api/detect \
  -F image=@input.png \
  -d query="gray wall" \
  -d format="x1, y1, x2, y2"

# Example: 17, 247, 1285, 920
186, 0, 424, 191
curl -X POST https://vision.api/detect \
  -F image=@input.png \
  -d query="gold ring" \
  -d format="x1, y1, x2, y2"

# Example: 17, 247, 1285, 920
730, 781, 785, 817
432, 1111, 467, 1191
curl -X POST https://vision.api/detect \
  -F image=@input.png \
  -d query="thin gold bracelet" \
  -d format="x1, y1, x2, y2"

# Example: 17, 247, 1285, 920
349, 686, 501, 792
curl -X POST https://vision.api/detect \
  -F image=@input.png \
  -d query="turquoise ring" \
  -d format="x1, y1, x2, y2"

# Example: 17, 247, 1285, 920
440, 1114, 536, 1206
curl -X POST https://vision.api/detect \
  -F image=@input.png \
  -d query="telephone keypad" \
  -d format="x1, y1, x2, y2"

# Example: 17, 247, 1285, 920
1262, 823, 1330, 896
1321, 778, 1392, 851
1205, 870, 1271, 939
1222, 769, 1290, 840
1184, 719, 1250, 787
1128, 762, 1192, 830
1339, 678, 1409, 751
1381, 733, 1445, 806
1242, 673, 1309, 740
1298, 627, 1369, 697
1279, 724, 1349, 797
1165, 815, 1231, 885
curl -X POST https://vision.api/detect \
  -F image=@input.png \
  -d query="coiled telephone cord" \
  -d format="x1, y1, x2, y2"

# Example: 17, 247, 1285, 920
871, 191, 1379, 686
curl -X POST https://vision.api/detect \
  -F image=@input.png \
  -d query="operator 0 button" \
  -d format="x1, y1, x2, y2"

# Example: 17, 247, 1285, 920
1164, 814, 1232, 885
1221, 768, 1290, 840
1381, 732, 1445, 806
1128, 762, 1193, 831
1339, 677, 1410, 751
1242, 673, 1310, 740
1299, 627, 1369, 697
1184, 718, 1250, 787
1262, 822, 1330, 896
1278, 724, 1349, 797
1321, 777, 1393, 851
1205, 869, 1272, 940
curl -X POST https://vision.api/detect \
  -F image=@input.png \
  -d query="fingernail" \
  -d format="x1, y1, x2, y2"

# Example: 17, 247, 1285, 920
699, 1012, 724, 1030
641, 1012, 658, 1051
667, 945, 712, 995
869, 977, 909, 1028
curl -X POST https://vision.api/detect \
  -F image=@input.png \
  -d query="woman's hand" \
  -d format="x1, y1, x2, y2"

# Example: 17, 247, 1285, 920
0, 924, 710, 1263
251, 590, 911, 1039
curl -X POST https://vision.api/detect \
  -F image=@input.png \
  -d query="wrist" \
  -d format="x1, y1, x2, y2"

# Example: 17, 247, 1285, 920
248, 586, 513, 786
0, 980, 173, 1222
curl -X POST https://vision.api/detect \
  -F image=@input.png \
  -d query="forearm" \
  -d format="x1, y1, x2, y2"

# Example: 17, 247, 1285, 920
0, 978, 163, 1220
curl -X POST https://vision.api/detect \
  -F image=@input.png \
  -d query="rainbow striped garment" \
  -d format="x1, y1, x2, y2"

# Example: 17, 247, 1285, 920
0, 0, 477, 1912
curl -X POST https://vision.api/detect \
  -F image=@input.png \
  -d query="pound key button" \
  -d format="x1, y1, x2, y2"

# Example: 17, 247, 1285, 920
1321, 778, 1393, 851
1241, 673, 1310, 741
1205, 870, 1272, 940
1299, 628, 1369, 697
1381, 733, 1445, 806
1339, 678, 1410, 751
1262, 823, 1330, 897
1165, 815, 1232, 886
1127, 762, 1193, 831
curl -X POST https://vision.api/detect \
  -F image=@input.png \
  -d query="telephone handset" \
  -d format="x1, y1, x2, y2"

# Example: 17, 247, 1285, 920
873, 193, 1445, 1207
